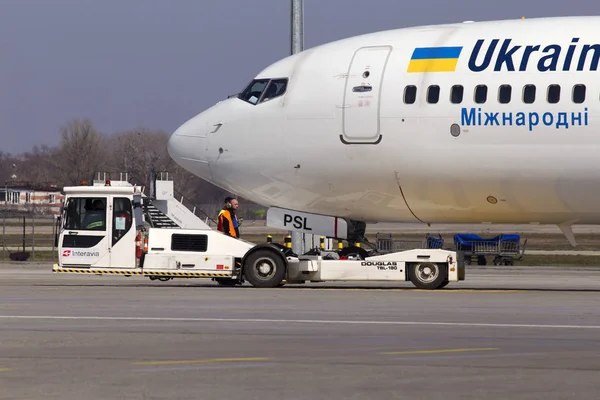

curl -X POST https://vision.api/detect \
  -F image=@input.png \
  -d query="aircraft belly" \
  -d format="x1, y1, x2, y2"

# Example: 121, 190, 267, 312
209, 144, 421, 223
395, 152, 600, 224
208, 158, 600, 225
249, 169, 419, 223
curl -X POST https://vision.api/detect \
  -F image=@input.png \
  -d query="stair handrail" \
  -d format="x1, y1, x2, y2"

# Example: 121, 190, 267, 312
172, 187, 218, 226
153, 170, 218, 226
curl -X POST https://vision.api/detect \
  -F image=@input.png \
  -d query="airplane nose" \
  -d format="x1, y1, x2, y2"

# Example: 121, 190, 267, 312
167, 131, 190, 160
168, 114, 207, 160
168, 120, 213, 182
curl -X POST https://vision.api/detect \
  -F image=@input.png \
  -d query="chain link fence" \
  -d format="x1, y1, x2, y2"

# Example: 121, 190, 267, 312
1, 211, 57, 262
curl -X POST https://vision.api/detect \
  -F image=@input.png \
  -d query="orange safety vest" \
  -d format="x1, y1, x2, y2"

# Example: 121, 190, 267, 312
217, 209, 237, 237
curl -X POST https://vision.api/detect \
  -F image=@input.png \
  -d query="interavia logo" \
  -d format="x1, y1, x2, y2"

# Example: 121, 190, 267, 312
62, 249, 100, 257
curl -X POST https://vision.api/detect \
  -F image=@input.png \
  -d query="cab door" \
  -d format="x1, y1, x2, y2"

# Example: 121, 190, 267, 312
110, 196, 136, 269
341, 45, 392, 144
59, 196, 111, 268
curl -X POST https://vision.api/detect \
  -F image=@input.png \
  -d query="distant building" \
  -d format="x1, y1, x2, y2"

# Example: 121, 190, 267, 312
0, 182, 64, 215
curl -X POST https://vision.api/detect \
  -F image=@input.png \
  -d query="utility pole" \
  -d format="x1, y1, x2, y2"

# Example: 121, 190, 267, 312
290, 0, 307, 254
290, 0, 304, 55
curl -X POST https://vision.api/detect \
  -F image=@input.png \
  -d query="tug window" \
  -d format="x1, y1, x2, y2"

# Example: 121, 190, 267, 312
63, 197, 106, 231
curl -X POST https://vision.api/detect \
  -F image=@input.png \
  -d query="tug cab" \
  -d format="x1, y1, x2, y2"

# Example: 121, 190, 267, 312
57, 184, 137, 269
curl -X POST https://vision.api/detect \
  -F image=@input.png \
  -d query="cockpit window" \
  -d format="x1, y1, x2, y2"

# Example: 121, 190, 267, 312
239, 79, 269, 104
238, 78, 288, 105
261, 79, 287, 102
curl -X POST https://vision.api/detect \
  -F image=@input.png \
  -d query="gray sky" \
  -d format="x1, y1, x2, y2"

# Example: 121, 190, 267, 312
1, 0, 598, 154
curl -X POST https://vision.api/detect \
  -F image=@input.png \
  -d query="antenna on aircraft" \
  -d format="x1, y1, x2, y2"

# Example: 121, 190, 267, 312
291, 0, 304, 55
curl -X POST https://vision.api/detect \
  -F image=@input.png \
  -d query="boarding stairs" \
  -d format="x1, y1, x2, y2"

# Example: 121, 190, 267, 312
92, 171, 214, 230
144, 201, 180, 228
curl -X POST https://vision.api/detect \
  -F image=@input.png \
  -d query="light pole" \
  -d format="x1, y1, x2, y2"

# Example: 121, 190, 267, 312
290, 0, 310, 254
290, 0, 304, 55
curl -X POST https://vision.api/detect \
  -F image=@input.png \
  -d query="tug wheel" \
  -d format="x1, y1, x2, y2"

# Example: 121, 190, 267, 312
409, 262, 448, 290
243, 249, 286, 288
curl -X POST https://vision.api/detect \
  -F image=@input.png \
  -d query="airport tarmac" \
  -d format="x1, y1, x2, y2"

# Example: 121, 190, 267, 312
2, 264, 600, 399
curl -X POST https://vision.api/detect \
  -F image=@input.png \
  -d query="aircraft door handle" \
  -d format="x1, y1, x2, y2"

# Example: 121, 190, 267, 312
352, 85, 372, 92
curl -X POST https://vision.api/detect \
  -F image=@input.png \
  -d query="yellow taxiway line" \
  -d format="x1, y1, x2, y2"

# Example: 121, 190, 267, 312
132, 357, 269, 366
381, 347, 500, 355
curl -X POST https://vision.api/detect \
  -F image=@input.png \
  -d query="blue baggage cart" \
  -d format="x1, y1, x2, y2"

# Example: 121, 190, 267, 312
453, 233, 527, 266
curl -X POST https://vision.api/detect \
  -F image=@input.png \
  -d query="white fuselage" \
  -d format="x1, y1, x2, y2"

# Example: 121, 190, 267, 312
168, 16, 600, 226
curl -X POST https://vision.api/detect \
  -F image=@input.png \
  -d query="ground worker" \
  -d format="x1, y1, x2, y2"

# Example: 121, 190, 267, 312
217, 196, 240, 238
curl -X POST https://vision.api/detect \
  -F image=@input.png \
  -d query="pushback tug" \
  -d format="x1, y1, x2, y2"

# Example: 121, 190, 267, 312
52, 172, 465, 289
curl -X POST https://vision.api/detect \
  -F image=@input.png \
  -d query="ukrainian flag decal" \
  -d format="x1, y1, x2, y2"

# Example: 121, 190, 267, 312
407, 46, 463, 73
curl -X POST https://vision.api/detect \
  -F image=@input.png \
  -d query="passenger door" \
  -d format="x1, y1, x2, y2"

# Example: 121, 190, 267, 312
59, 196, 111, 267
341, 45, 392, 144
